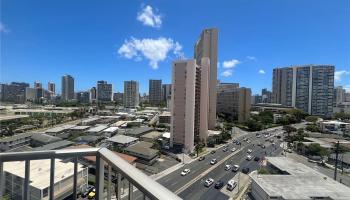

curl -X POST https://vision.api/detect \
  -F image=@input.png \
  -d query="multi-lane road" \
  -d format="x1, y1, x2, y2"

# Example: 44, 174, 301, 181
126, 126, 284, 200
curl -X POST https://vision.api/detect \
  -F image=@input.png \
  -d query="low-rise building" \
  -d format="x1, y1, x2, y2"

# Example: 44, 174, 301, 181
107, 135, 139, 147
158, 112, 171, 124
250, 157, 350, 200
0, 132, 35, 152
140, 131, 163, 142
125, 126, 153, 137
33, 140, 74, 151
124, 141, 159, 165
102, 127, 119, 137
31, 134, 62, 147
3, 159, 88, 200
319, 120, 350, 135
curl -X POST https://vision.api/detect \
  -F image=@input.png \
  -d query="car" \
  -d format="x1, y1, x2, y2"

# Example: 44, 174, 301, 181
287, 149, 293, 153
257, 143, 261, 146
242, 167, 250, 174
236, 141, 241, 145
232, 164, 240, 172
224, 164, 232, 171
204, 178, 214, 187
88, 188, 96, 199
261, 145, 266, 149
223, 147, 228, 152
81, 185, 95, 198
247, 139, 251, 143
272, 142, 276, 146
247, 149, 252, 153
232, 139, 237, 143
231, 148, 236, 152
211, 150, 216, 154
254, 157, 260, 162
227, 180, 237, 191
210, 159, 217, 165
199, 156, 205, 161
256, 134, 261, 138
224, 144, 229, 148
181, 169, 191, 176
214, 180, 224, 189
246, 155, 253, 161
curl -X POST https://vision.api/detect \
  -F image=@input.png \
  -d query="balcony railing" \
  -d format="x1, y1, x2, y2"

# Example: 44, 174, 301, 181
0, 147, 182, 200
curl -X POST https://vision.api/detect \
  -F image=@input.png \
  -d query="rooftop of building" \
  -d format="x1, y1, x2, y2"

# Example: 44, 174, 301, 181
86, 125, 108, 133
68, 125, 90, 130
159, 111, 171, 117
3, 159, 85, 190
125, 141, 159, 159
107, 134, 138, 144
0, 114, 29, 122
103, 126, 119, 132
45, 124, 76, 133
33, 140, 74, 151
0, 132, 35, 143
250, 157, 350, 200
321, 120, 350, 125
31, 133, 62, 144
140, 131, 163, 140
125, 126, 153, 136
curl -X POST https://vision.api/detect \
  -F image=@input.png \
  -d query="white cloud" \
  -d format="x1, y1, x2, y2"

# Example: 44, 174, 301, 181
335, 70, 350, 82
137, 5, 162, 28
221, 69, 233, 77
246, 56, 256, 61
118, 37, 183, 69
0, 22, 10, 34
222, 59, 240, 69
259, 69, 266, 74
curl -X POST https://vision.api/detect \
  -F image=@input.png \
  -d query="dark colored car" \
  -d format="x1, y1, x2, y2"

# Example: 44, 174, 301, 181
242, 167, 250, 174
214, 180, 224, 189
199, 156, 205, 161
211, 150, 216, 154
236, 141, 241, 145
81, 185, 95, 198
254, 157, 260, 162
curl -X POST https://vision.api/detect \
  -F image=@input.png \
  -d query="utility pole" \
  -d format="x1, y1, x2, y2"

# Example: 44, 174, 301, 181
334, 141, 339, 181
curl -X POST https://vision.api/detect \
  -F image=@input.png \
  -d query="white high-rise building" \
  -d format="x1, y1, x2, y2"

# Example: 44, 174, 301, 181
61, 75, 74, 101
170, 58, 209, 153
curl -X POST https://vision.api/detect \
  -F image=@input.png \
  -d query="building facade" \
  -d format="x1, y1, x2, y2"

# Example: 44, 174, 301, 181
124, 80, 139, 108
48, 82, 55, 94
61, 75, 75, 101
272, 65, 334, 116
89, 87, 96, 103
0, 82, 29, 103
149, 79, 162, 106
76, 91, 90, 103
170, 58, 209, 153
217, 83, 251, 122
261, 88, 272, 103
113, 92, 124, 105
194, 28, 218, 130
97, 81, 112, 103
334, 86, 346, 106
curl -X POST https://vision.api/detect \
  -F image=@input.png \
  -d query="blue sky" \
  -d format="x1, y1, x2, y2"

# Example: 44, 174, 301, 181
1, 0, 350, 95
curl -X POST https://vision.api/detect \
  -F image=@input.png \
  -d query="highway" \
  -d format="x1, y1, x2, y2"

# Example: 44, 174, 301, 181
126, 126, 284, 200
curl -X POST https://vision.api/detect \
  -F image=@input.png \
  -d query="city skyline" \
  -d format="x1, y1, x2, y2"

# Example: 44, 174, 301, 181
1, 0, 350, 94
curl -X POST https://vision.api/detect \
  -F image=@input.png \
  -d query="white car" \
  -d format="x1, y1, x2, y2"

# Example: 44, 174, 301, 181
231, 148, 236, 152
227, 180, 237, 191
181, 169, 190, 176
232, 164, 240, 172
247, 149, 252, 153
246, 155, 253, 161
224, 164, 232, 171
210, 159, 217, 165
204, 178, 214, 187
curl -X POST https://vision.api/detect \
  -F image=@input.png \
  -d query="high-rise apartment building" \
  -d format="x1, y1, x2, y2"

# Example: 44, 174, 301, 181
170, 58, 210, 153
272, 65, 334, 116
90, 87, 97, 103
34, 81, 42, 89
48, 82, 55, 94
149, 79, 162, 106
261, 88, 272, 103
113, 92, 124, 105
76, 91, 90, 103
334, 86, 346, 106
0, 82, 29, 103
61, 75, 74, 101
97, 81, 112, 102
194, 28, 218, 130
162, 84, 172, 108
124, 80, 139, 108
217, 83, 251, 122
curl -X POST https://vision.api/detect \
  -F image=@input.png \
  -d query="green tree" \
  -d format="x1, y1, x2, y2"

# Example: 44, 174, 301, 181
306, 124, 320, 132
246, 119, 263, 131
286, 109, 308, 122
305, 116, 318, 123
333, 112, 350, 120
306, 143, 329, 157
